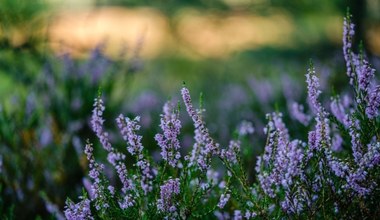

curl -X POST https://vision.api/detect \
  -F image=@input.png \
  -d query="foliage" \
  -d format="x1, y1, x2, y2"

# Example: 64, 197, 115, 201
65, 14, 380, 219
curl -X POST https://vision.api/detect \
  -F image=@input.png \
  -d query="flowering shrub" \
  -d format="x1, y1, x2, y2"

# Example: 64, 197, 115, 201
0, 45, 140, 219
65, 13, 380, 219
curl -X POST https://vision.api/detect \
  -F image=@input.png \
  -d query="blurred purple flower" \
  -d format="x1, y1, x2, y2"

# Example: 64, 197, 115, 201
237, 120, 254, 136
217, 193, 231, 209
288, 102, 311, 126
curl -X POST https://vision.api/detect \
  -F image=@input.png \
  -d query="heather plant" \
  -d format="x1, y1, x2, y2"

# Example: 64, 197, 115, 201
65, 13, 380, 219
0, 45, 141, 218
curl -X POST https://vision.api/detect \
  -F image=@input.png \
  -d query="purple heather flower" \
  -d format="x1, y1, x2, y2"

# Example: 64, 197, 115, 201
326, 151, 349, 178
91, 97, 112, 152
288, 102, 311, 126
82, 178, 93, 200
248, 77, 275, 105
118, 195, 135, 209
91, 97, 137, 201
307, 112, 330, 157
357, 60, 375, 93
206, 169, 220, 186
281, 190, 305, 214
84, 143, 105, 201
257, 113, 304, 198
182, 87, 220, 170
244, 211, 257, 219
39, 125, 53, 148
64, 197, 93, 220
360, 142, 380, 169
220, 140, 241, 165
366, 85, 380, 119
115, 161, 134, 193
214, 211, 230, 220
345, 168, 373, 196
237, 120, 255, 136
155, 101, 182, 167
44, 199, 65, 220
157, 178, 180, 214
217, 193, 231, 209
348, 118, 362, 163
331, 133, 343, 152
116, 115, 144, 156
343, 16, 355, 82
330, 97, 349, 127
306, 64, 323, 114
233, 210, 242, 220
116, 114, 154, 194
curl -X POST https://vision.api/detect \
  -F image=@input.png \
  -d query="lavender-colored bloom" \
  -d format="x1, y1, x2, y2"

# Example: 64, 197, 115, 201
331, 133, 343, 152
281, 190, 305, 214
233, 210, 242, 220
348, 118, 362, 163
44, 199, 65, 220
220, 140, 241, 165
116, 115, 144, 156
307, 112, 330, 156
157, 178, 180, 214
64, 197, 93, 220
114, 160, 134, 193
119, 195, 135, 209
248, 77, 275, 105
357, 60, 375, 93
345, 168, 373, 196
343, 16, 355, 82
237, 120, 254, 136
206, 169, 220, 186
342, 142, 380, 196
244, 211, 257, 219
326, 151, 349, 178
306, 64, 323, 114
257, 113, 304, 198
91, 97, 137, 200
116, 114, 153, 194
360, 142, 380, 169
182, 87, 220, 170
366, 85, 380, 119
84, 143, 108, 205
288, 102, 311, 126
217, 193, 231, 209
91, 97, 112, 152
155, 102, 182, 167
330, 97, 349, 127
82, 178, 93, 200
214, 211, 231, 220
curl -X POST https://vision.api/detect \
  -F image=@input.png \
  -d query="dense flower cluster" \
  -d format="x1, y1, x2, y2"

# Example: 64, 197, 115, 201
64, 197, 93, 220
64, 14, 380, 219
155, 102, 182, 167
157, 178, 181, 214
117, 115, 154, 195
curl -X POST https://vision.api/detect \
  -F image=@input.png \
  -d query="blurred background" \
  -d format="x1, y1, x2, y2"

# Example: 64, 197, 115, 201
0, 0, 379, 219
